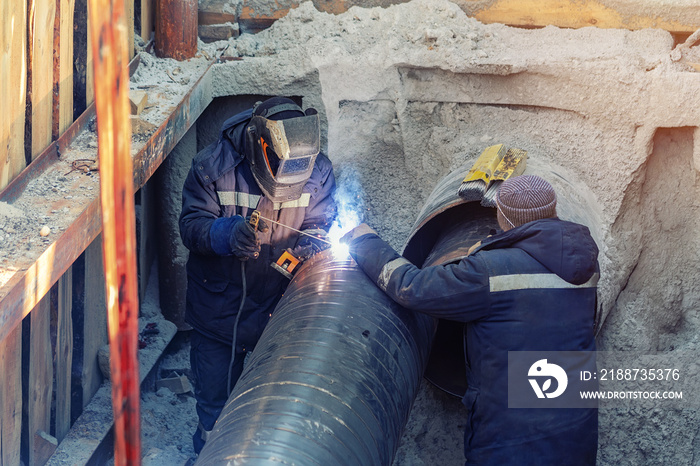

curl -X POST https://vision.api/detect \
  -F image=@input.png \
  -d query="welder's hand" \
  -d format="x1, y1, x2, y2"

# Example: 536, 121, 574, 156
229, 216, 261, 260
340, 223, 378, 244
292, 230, 330, 261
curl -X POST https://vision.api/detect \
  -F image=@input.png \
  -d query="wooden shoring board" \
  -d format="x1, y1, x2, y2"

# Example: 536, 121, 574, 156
0, 327, 22, 465
59, 0, 76, 136
0, 57, 215, 349
140, 0, 155, 41
81, 236, 108, 410
464, 0, 700, 34
28, 0, 57, 160
1, 0, 28, 190
127, 0, 135, 59
28, 294, 54, 466
86, 1, 94, 106
55, 267, 73, 443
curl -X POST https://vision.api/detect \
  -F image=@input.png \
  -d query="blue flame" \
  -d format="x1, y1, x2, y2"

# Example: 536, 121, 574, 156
328, 171, 365, 258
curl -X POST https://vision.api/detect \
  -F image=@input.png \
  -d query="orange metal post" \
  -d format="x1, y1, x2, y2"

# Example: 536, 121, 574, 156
87, 0, 141, 464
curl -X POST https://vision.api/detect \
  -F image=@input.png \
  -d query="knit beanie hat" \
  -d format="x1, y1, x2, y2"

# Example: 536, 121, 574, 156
495, 175, 557, 229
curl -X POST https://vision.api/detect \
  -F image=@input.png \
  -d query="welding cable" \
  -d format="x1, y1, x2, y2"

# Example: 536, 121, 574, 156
227, 261, 246, 395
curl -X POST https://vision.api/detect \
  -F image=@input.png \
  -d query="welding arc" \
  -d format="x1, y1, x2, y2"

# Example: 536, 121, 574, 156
256, 214, 333, 245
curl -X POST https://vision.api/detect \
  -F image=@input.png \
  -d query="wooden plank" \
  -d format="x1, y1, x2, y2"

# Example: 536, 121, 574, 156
28, 0, 57, 160
0, 0, 28, 190
198, 10, 237, 26
82, 237, 108, 409
0, 327, 22, 466
32, 431, 58, 465
141, 0, 155, 41
59, 0, 76, 135
127, 0, 135, 59
87, 0, 141, 462
86, 1, 94, 106
55, 267, 73, 442
52, 0, 60, 140
465, 0, 700, 34
28, 295, 53, 466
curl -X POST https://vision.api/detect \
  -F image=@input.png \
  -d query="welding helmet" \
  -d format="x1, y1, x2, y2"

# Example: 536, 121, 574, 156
244, 97, 321, 203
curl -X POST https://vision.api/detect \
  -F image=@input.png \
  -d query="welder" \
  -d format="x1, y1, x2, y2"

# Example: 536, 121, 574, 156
342, 175, 598, 465
179, 97, 337, 454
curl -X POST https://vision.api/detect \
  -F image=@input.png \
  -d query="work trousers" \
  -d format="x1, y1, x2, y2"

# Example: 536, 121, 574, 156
190, 329, 245, 454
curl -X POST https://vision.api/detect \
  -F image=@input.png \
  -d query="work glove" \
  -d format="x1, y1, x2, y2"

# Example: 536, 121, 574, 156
340, 223, 378, 245
229, 215, 268, 260
291, 229, 331, 262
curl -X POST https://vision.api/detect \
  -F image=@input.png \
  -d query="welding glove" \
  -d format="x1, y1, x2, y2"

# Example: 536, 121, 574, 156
291, 228, 330, 262
209, 215, 266, 260
229, 216, 260, 260
340, 223, 378, 245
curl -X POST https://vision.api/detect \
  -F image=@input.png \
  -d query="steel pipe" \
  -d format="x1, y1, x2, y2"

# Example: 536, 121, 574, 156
155, 0, 198, 60
195, 250, 436, 465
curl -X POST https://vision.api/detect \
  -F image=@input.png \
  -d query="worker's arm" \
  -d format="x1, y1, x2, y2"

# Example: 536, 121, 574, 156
179, 157, 261, 259
345, 227, 491, 322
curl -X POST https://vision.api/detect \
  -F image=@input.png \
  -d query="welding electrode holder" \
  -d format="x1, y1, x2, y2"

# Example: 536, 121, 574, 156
239, 211, 266, 261
249, 211, 261, 231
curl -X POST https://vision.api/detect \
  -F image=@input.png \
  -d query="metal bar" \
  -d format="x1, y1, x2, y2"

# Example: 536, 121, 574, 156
155, 0, 197, 60
87, 0, 141, 463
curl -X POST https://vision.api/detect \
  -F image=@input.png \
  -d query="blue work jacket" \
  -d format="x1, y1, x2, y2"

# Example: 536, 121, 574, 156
349, 217, 599, 465
179, 109, 337, 351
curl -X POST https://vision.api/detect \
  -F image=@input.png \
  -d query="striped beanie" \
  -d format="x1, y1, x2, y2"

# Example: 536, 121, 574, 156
496, 175, 557, 229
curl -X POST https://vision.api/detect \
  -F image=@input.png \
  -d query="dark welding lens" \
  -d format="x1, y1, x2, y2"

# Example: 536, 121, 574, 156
279, 156, 311, 175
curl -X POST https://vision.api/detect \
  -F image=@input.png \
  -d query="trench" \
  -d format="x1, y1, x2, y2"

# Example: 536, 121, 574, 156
148, 64, 698, 462
158, 90, 607, 464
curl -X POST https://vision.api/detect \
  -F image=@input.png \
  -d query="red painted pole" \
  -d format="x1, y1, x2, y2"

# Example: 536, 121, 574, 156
87, 0, 141, 464
155, 0, 198, 60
